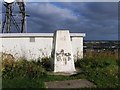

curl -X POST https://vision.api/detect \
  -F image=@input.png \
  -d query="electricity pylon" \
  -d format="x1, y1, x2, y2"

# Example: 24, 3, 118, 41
2, 0, 27, 33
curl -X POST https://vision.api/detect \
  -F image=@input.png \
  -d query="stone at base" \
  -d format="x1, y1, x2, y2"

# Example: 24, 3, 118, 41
53, 71, 77, 76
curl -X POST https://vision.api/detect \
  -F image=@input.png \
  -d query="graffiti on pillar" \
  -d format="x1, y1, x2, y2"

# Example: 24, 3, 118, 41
56, 49, 71, 65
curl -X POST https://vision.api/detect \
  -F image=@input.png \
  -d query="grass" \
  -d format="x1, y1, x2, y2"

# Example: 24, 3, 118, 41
1, 51, 119, 88
1, 53, 84, 88
75, 50, 119, 88
2, 74, 84, 88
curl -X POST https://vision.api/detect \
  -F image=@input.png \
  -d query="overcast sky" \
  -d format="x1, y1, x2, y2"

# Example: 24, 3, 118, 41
1, 2, 118, 40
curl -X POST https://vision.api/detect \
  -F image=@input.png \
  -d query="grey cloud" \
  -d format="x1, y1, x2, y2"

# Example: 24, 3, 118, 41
7, 2, 117, 40
26, 2, 79, 32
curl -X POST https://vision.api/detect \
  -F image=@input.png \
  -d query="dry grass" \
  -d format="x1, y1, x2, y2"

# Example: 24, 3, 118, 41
1, 53, 15, 67
84, 50, 118, 60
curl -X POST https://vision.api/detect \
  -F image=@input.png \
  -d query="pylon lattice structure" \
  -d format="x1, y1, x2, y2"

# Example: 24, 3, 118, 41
2, 0, 27, 33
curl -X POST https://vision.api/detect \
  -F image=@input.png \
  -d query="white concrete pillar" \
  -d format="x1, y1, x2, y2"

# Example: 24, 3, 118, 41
52, 30, 76, 73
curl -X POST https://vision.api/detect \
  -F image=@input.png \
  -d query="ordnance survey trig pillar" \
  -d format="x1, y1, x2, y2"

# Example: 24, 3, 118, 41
52, 30, 76, 73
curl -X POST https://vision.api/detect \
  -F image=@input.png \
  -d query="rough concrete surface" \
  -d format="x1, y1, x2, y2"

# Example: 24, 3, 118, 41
45, 79, 96, 88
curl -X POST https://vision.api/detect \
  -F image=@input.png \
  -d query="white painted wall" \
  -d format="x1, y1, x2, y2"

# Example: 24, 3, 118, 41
0, 33, 85, 60
72, 37, 83, 61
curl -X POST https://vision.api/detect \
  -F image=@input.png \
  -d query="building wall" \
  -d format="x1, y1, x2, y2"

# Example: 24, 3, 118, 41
0, 33, 85, 60
71, 37, 83, 61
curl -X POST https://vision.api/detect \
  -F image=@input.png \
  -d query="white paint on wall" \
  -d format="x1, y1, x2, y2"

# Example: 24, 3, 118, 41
0, 32, 85, 60
72, 37, 83, 61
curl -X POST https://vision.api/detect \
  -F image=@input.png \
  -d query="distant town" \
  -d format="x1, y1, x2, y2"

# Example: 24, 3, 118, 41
83, 40, 119, 52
